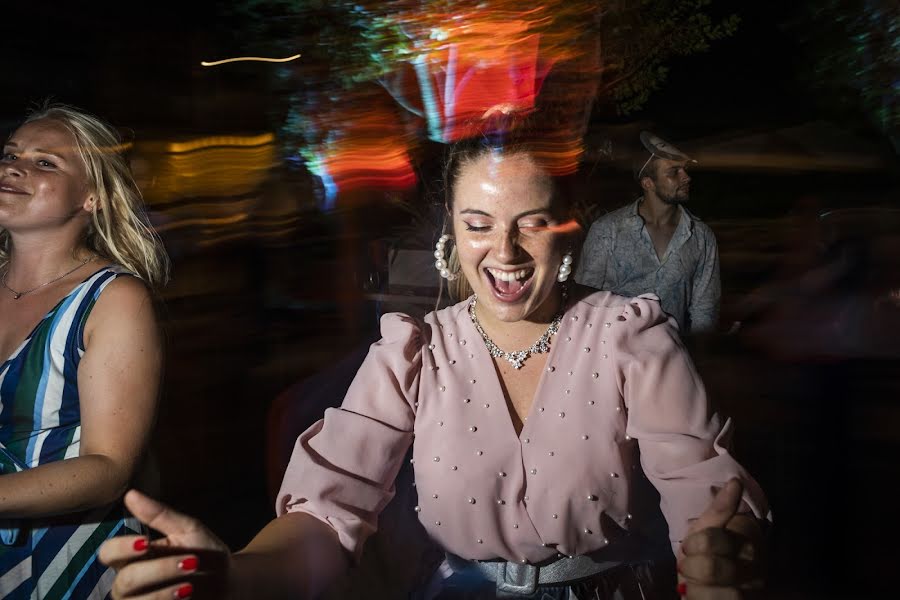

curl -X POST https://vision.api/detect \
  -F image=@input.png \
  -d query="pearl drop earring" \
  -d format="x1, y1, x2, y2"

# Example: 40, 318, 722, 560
434, 234, 460, 280
557, 253, 574, 282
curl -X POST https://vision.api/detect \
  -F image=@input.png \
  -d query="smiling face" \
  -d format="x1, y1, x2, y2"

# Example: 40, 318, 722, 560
0, 118, 93, 234
451, 150, 567, 325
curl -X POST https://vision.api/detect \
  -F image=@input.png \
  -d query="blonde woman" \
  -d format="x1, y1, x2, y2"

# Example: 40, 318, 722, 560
0, 104, 168, 598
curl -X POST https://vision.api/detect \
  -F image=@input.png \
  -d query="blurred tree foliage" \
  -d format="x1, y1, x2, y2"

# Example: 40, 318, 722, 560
224, 0, 740, 159
597, 0, 739, 114
787, 0, 899, 152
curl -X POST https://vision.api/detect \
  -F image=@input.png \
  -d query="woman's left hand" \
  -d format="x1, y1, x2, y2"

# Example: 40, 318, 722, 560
677, 479, 765, 599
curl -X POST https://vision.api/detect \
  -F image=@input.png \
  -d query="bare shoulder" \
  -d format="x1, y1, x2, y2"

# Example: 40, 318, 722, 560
94, 274, 155, 313
84, 273, 159, 346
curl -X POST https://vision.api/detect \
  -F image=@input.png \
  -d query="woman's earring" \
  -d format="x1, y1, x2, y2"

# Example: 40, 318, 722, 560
557, 252, 574, 282
434, 234, 460, 281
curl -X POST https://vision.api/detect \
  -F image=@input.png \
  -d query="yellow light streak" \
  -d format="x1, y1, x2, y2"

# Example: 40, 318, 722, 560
166, 133, 275, 153
135, 134, 277, 203
200, 54, 301, 67
154, 213, 249, 232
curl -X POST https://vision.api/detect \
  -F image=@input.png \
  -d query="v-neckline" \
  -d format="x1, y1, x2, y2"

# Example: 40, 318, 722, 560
0, 267, 108, 369
636, 199, 687, 265
461, 299, 567, 443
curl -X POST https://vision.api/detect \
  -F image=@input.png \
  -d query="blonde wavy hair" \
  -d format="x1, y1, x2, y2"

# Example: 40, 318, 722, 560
0, 103, 169, 287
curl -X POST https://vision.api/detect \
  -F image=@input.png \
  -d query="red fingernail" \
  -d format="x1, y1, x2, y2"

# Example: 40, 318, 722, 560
178, 556, 198, 572
133, 538, 148, 552
174, 583, 193, 599
677, 582, 687, 596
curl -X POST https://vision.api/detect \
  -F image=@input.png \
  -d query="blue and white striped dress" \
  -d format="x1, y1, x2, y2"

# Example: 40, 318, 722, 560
0, 266, 144, 599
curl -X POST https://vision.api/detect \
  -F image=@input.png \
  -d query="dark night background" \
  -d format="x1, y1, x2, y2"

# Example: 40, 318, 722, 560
3, 1, 899, 598
0, 2, 855, 136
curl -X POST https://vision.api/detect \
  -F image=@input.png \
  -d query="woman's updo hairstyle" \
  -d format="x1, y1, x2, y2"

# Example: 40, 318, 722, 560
438, 111, 583, 302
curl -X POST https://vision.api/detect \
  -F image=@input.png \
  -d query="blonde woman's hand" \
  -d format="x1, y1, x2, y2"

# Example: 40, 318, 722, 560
99, 489, 231, 599
677, 479, 766, 599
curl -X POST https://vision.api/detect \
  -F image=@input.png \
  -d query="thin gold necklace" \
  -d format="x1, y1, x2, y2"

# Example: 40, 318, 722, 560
1, 256, 94, 300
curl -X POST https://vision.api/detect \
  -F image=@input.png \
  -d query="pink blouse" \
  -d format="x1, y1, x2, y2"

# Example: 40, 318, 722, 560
277, 291, 769, 564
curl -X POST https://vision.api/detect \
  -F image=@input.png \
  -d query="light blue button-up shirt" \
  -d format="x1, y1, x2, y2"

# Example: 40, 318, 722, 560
575, 198, 721, 333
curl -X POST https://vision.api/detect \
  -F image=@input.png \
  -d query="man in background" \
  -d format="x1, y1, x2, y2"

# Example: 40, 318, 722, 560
576, 131, 721, 333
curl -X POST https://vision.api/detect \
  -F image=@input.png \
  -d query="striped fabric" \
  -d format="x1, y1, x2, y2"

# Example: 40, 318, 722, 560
0, 266, 143, 599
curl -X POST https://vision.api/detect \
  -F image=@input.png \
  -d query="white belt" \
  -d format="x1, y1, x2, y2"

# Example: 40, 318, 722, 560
445, 551, 623, 596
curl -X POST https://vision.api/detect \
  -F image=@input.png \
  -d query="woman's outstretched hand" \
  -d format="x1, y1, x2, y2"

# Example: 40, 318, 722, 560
677, 479, 765, 599
99, 489, 231, 600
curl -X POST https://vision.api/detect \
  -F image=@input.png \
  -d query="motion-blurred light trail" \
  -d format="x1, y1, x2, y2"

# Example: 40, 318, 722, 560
200, 54, 301, 67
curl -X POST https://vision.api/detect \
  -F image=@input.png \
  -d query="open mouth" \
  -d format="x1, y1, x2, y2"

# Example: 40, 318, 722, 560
484, 267, 535, 302
0, 183, 26, 195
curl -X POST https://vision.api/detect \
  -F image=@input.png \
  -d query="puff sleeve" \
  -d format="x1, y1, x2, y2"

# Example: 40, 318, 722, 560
615, 295, 770, 552
275, 313, 421, 561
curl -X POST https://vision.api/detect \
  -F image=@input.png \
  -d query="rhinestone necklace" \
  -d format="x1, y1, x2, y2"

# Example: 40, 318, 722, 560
468, 295, 564, 370
1, 256, 94, 300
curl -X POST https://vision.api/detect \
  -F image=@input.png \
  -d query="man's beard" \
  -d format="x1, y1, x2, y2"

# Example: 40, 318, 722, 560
660, 187, 689, 205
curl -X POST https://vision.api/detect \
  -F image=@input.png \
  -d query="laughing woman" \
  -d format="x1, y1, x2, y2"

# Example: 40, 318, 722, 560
0, 104, 168, 598
100, 130, 768, 600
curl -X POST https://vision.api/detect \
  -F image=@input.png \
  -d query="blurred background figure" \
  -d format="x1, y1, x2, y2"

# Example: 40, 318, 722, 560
0, 104, 168, 598
576, 132, 720, 333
